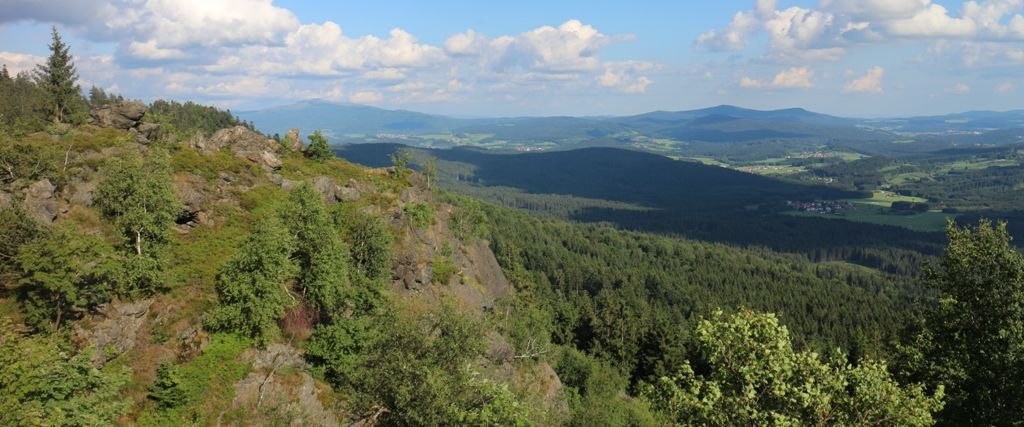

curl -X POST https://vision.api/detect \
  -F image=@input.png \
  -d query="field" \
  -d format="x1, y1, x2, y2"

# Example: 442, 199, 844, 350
784, 191, 952, 232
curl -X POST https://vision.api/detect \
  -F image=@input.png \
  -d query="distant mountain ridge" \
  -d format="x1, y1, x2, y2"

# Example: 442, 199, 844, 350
237, 100, 1024, 148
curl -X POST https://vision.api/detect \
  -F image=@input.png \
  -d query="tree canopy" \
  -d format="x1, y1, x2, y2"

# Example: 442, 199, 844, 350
906, 220, 1024, 425
641, 309, 944, 426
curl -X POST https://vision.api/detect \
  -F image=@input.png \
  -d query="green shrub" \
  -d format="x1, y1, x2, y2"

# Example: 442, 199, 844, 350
404, 202, 434, 228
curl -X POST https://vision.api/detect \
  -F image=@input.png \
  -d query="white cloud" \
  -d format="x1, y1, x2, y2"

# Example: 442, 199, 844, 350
998, 81, 1016, 93
740, 67, 815, 89
3, 2, 651, 108
948, 82, 972, 94
0, 51, 44, 75
596, 61, 656, 93
349, 90, 382, 104
699, 0, 1024, 63
843, 66, 885, 93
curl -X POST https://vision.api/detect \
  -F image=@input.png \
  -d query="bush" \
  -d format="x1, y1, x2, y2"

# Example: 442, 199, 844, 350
305, 130, 333, 162
404, 202, 434, 228
337, 207, 394, 282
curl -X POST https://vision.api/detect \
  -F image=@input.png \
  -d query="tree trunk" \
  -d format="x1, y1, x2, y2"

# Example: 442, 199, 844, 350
135, 231, 142, 256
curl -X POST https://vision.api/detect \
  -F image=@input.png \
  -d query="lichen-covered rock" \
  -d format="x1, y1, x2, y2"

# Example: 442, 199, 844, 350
91, 101, 147, 130
311, 176, 338, 204
208, 126, 282, 170
23, 178, 58, 224
231, 344, 340, 426
284, 128, 302, 151
68, 177, 97, 207
137, 122, 162, 141
80, 298, 153, 366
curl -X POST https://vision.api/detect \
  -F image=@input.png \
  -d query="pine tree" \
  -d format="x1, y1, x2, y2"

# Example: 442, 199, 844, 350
34, 27, 81, 124
0, 64, 10, 81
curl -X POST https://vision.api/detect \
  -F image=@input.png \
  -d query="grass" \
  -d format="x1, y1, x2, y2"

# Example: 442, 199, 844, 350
860, 190, 928, 207
785, 202, 954, 232
137, 334, 252, 426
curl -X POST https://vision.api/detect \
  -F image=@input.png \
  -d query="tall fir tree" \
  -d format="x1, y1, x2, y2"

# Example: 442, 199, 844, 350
34, 26, 81, 124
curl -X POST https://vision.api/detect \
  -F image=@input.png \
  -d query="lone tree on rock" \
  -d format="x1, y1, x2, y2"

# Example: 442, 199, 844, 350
35, 27, 82, 124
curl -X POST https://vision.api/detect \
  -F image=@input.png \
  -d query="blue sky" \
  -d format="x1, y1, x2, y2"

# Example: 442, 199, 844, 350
1, 0, 1022, 117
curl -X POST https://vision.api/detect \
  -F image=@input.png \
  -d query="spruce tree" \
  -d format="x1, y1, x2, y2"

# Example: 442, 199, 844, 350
0, 64, 9, 81
34, 26, 80, 124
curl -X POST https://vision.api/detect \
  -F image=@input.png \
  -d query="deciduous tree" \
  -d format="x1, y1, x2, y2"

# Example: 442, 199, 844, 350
305, 130, 333, 162
206, 217, 297, 345
641, 309, 944, 426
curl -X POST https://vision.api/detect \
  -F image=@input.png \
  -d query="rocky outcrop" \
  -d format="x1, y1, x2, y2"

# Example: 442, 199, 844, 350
23, 178, 58, 224
284, 128, 303, 151
0, 190, 11, 209
231, 344, 340, 426
204, 126, 283, 171
174, 173, 209, 228
90, 101, 160, 143
80, 298, 153, 366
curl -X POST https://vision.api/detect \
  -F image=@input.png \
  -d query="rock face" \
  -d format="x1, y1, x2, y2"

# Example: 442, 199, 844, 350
81, 298, 153, 366
206, 126, 283, 171
231, 344, 340, 426
284, 128, 302, 151
90, 101, 160, 143
23, 179, 58, 224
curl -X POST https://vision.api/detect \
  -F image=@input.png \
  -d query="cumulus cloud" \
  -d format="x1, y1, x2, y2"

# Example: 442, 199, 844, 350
1, 1, 653, 107
843, 66, 885, 93
444, 20, 616, 72
349, 90, 382, 104
740, 67, 815, 89
0, 51, 44, 75
597, 61, 656, 93
699, 0, 1024, 62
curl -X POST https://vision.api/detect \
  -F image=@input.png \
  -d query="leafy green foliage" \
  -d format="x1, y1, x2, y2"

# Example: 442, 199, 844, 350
138, 334, 251, 426
0, 206, 41, 281
404, 202, 434, 228
279, 182, 352, 315
338, 207, 394, 282
905, 220, 1024, 425
0, 319, 131, 426
445, 193, 490, 240
307, 306, 531, 425
640, 309, 943, 426
556, 347, 661, 426
389, 148, 412, 179
148, 362, 188, 409
431, 243, 457, 285
305, 130, 333, 162
145, 99, 252, 139
34, 27, 85, 124
96, 153, 179, 257
0, 69, 49, 134
0, 135, 60, 185
15, 225, 120, 331
205, 217, 297, 345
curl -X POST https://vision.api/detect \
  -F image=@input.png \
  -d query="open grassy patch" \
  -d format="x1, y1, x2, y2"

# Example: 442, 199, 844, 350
784, 201, 953, 232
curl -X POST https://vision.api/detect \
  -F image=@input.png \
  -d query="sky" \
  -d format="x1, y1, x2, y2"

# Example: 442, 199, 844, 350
0, 0, 1022, 117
